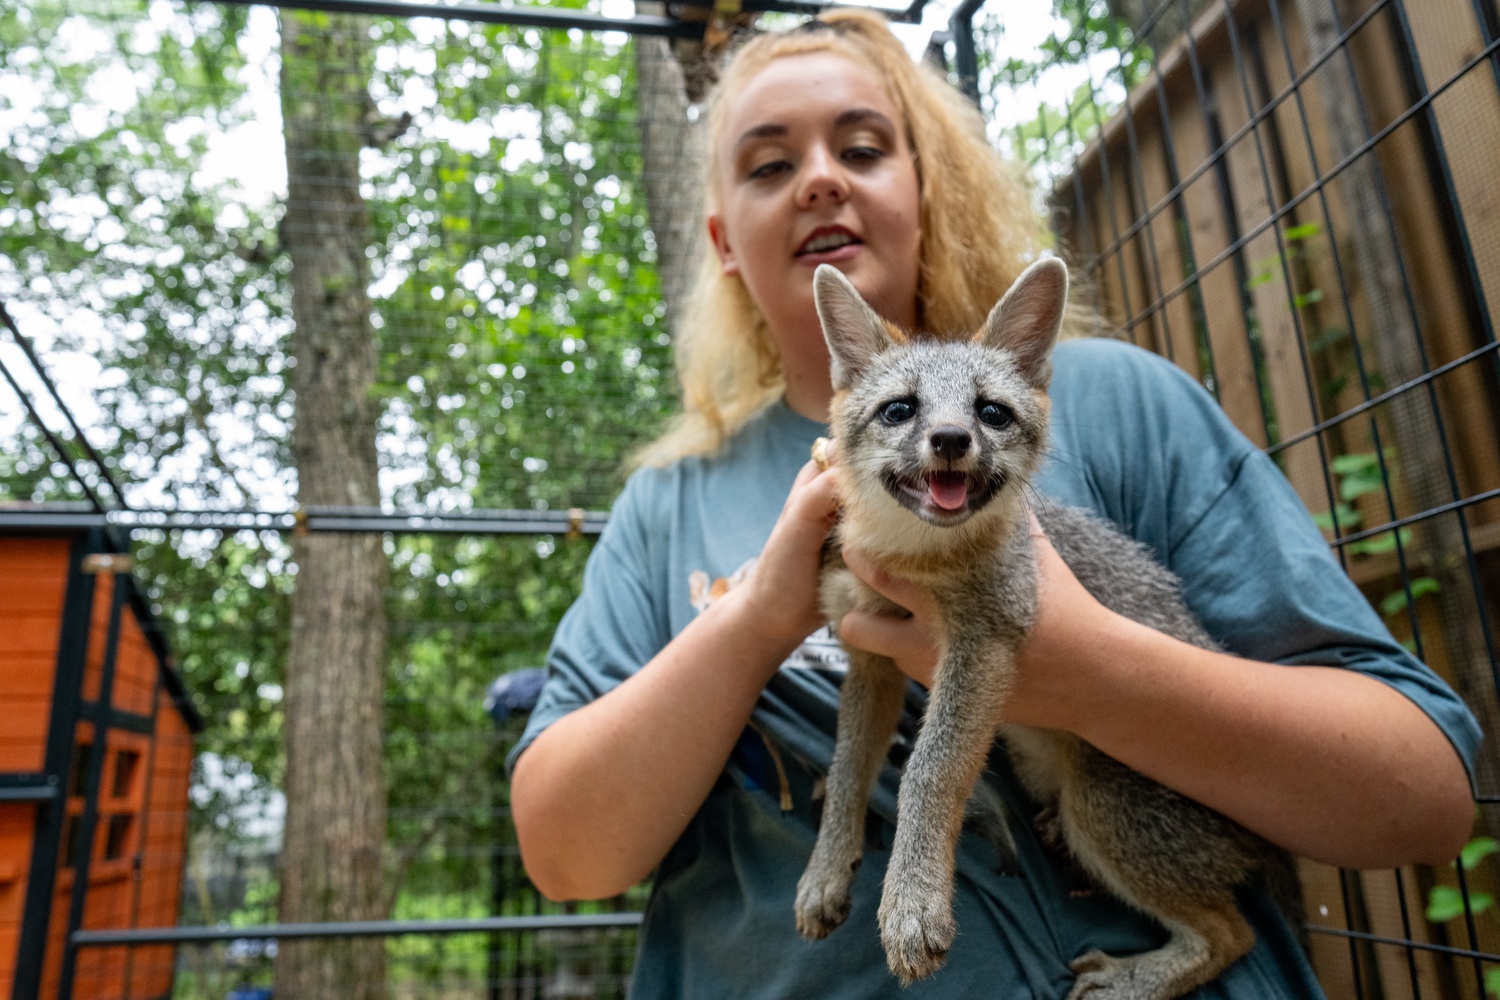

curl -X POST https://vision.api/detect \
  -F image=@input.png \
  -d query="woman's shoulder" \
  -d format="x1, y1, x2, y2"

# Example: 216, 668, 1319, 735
610, 400, 819, 537
1052, 337, 1214, 403
1049, 337, 1256, 460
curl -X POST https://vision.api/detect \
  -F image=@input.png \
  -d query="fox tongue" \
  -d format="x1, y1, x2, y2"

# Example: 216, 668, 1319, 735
928, 472, 969, 511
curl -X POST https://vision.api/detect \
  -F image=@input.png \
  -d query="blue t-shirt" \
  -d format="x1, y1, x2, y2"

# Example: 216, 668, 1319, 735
509, 338, 1480, 998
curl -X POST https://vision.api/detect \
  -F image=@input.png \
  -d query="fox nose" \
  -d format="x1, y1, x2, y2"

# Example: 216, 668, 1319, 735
929, 426, 972, 461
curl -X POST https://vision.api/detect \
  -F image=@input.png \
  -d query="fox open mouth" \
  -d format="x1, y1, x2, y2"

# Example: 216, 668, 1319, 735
884, 470, 1002, 521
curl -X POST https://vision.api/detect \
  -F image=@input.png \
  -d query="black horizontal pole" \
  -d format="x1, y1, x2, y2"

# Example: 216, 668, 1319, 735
72, 912, 644, 948
1306, 924, 1500, 965
1326, 486, 1500, 550
0, 786, 58, 803
0, 506, 608, 537
209, 0, 701, 36
208, 0, 921, 34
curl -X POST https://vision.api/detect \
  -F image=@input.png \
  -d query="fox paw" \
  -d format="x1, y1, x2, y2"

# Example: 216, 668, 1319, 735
794, 867, 855, 940
1035, 805, 1065, 852
878, 885, 956, 985
1066, 950, 1159, 1000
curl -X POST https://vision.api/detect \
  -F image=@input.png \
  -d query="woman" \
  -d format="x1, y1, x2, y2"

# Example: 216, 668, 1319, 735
509, 10, 1478, 997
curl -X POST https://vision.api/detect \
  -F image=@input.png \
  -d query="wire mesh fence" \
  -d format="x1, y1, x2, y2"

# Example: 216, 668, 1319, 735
1, 0, 1499, 997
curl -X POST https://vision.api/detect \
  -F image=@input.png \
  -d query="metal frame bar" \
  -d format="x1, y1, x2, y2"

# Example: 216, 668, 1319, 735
948, 0, 985, 103
73, 912, 645, 947
0, 506, 608, 537
0, 304, 128, 510
0, 352, 105, 515
1308, 924, 1500, 965
0, 777, 60, 803
208, 0, 928, 37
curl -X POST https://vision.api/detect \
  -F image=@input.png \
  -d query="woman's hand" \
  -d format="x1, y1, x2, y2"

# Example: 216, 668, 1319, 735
839, 512, 1118, 731
836, 549, 942, 687
739, 455, 843, 650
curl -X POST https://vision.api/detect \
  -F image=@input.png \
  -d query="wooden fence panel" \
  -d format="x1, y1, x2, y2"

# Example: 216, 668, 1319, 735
1159, 65, 1270, 444
1210, 17, 1332, 509
1132, 94, 1204, 379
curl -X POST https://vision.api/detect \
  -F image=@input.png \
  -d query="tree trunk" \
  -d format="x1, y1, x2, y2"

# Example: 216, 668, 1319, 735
634, 4, 710, 334
274, 11, 390, 999
1294, 0, 1494, 822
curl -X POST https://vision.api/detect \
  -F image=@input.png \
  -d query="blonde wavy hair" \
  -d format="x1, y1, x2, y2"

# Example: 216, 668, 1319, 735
634, 8, 1075, 468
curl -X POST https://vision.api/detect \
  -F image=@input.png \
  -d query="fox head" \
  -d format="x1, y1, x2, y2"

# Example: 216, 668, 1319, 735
815, 258, 1067, 555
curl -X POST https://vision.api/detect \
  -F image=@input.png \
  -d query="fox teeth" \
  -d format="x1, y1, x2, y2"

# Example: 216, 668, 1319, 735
801, 232, 856, 254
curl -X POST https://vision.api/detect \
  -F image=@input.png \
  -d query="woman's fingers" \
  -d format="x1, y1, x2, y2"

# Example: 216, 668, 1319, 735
838, 609, 937, 688
841, 546, 934, 617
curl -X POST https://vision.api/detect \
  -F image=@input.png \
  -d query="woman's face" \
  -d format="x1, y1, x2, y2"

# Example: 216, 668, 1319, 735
708, 52, 922, 404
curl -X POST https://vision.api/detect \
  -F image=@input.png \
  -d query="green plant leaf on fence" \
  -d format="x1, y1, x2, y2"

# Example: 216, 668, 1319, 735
1285, 222, 1322, 241
1294, 289, 1324, 308
1339, 470, 1386, 503
1380, 577, 1442, 617
1329, 450, 1395, 477
1245, 269, 1275, 291
1485, 966, 1500, 1000
1312, 503, 1362, 532
1426, 885, 1493, 922
1348, 528, 1412, 556
1459, 836, 1500, 872
1307, 327, 1349, 352
1331, 450, 1397, 502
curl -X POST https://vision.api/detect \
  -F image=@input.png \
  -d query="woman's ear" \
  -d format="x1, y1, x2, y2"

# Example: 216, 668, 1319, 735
707, 214, 739, 276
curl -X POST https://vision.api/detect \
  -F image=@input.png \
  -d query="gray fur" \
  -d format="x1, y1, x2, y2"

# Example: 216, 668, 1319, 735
795, 260, 1282, 996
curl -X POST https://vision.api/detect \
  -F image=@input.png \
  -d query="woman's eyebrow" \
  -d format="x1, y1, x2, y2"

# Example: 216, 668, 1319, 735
735, 123, 788, 150
833, 108, 895, 131
733, 108, 896, 151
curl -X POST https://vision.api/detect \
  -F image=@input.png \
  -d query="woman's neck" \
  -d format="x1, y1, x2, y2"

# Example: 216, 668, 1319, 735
783, 369, 834, 424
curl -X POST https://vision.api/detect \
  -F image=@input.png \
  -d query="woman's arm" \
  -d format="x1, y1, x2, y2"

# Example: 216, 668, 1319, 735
511, 460, 839, 901
838, 520, 1474, 871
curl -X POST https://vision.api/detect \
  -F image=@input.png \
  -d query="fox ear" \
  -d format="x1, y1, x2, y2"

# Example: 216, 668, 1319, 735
976, 257, 1068, 388
815, 264, 895, 391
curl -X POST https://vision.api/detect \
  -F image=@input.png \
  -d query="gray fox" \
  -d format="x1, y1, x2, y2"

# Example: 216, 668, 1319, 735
794, 259, 1283, 997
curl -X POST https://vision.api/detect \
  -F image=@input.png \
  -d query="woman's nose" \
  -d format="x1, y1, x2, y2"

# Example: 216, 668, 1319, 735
795, 145, 849, 209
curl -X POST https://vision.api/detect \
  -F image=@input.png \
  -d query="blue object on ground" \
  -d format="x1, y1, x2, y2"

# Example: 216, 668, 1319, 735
484, 667, 547, 725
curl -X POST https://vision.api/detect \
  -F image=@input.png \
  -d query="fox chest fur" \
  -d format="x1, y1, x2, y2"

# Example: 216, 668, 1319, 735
793, 259, 1278, 1000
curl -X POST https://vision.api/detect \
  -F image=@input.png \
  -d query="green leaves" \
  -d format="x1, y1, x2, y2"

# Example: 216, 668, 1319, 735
1425, 837, 1499, 929
1426, 885, 1491, 922
1349, 527, 1412, 557
1460, 837, 1500, 872
1329, 450, 1393, 502
1379, 576, 1441, 617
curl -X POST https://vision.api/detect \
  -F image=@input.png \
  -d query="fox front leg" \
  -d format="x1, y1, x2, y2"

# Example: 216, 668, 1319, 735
795, 649, 906, 940
879, 635, 1014, 985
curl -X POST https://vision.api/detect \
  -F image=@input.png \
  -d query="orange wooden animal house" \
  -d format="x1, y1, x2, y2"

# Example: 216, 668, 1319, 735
1, 525, 200, 1000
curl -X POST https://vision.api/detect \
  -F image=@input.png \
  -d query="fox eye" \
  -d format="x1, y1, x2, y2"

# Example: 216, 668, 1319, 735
977, 402, 1013, 428
879, 399, 917, 425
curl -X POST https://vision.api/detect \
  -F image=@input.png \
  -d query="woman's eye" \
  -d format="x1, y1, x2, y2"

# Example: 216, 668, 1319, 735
977, 402, 1013, 428
879, 399, 917, 425
843, 145, 883, 163
748, 160, 790, 180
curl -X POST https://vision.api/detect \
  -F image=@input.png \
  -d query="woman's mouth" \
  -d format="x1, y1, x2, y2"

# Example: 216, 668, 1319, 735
796, 227, 863, 264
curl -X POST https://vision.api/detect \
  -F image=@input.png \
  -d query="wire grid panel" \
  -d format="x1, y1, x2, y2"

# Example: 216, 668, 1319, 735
115, 925, 640, 1000
1, 3, 675, 996
1020, 0, 1500, 995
